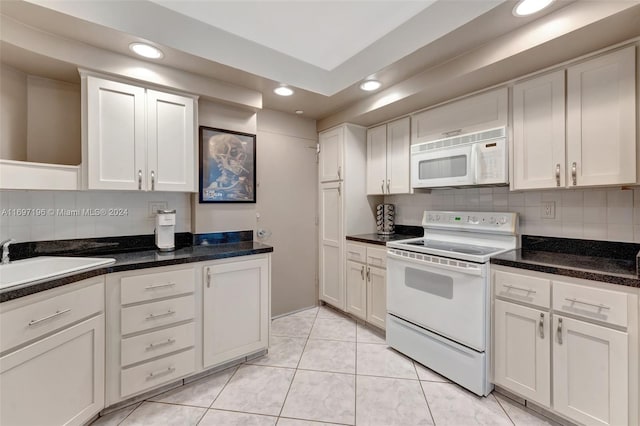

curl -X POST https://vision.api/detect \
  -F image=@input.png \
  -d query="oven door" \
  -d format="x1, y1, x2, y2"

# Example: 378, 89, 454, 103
411, 144, 474, 188
387, 249, 488, 351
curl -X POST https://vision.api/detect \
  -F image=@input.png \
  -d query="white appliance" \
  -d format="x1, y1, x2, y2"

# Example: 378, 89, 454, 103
411, 127, 508, 189
386, 210, 518, 396
155, 209, 176, 251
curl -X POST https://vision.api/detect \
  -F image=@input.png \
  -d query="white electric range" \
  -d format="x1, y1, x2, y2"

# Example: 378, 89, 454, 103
386, 210, 519, 396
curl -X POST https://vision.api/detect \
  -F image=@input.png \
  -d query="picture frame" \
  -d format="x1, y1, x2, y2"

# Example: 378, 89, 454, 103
199, 126, 256, 203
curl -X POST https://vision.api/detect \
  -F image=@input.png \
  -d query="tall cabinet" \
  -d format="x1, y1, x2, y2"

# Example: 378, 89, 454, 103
319, 124, 376, 311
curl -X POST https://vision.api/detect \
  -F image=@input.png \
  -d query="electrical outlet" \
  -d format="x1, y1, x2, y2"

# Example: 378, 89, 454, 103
541, 201, 555, 219
148, 201, 168, 217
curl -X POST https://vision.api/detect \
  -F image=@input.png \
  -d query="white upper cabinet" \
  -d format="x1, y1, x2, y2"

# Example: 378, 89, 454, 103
84, 77, 146, 191
319, 126, 344, 182
366, 124, 387, 195
367, 118, 411, 195
411, 87, 508, 144
83, 74, 197, 191
512, 71, 566, 190
566, 46, 636, 187
147, 90, 195, 192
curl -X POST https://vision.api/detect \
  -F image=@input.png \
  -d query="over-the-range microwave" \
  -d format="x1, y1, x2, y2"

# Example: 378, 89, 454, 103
411, 127, 508, 189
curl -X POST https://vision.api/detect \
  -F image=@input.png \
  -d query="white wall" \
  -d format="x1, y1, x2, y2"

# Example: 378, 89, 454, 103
387, 186, 639, 243
0, 190, 190, 242
0, 64, 27, 161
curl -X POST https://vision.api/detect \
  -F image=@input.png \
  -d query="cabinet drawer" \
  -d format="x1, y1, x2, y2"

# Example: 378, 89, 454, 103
367, 247, 387, 268
553, 281, 628, 328
346, 243, 366, 263
121, 295, 194, 335
121, 268, 194, 305
121, 322, 195, 367
494, 270, 550, 309
0, 278, 104, 353
120, 348, 195, 398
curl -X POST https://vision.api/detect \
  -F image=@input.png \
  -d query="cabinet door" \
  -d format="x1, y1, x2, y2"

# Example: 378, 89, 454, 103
346, 260, 366, 320
411, 88, 508, 144
319, 182, 344, 310
386, 117, 410, 194
493, 300, 550, 406
147, 90, 196, 192
567, 46, 636, 187
203, 257, 269, 368
1, 315, 104, 426
553, 315, 628, 426
366, 124, 387, 195
512, 71, 566, 190
86, 76, 146, 190
367, 266, 386, 330
319, 127, 344, 182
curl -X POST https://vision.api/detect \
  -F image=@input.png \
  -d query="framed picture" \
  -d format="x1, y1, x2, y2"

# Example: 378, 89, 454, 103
199, 126, 256, 203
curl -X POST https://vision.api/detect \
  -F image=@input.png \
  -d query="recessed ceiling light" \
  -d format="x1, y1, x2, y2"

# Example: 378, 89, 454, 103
129, 42, 164, 59
274, 86, 294, 96
513, 0, 554, 17
360, 80, 381, 91
295, 110, 304, 115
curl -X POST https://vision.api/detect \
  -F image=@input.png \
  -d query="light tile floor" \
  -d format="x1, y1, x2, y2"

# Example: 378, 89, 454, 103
92, 306, 559, 426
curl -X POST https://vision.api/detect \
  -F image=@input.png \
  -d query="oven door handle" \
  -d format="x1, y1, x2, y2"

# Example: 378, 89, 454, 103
387, 250, 484, 277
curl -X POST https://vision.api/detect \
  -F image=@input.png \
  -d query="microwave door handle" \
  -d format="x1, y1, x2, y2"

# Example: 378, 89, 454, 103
470, 144, 478, 185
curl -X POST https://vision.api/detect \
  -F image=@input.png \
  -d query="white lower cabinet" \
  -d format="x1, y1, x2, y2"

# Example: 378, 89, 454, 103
494, 299, 550, 406
553, 315, 628, 426
492, 266, 638, 426
202, 255, 270, 368
0, 278, 105, 426
345, 242, 387, 330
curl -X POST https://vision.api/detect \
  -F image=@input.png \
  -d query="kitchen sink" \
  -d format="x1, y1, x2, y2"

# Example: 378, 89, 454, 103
0, 256, 116, 290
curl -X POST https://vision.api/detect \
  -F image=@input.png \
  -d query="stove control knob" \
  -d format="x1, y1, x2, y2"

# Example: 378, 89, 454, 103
435, 214, 441, 221
489, 216, 496, 224
498, 216, 508, 225
468, 216, 478, 224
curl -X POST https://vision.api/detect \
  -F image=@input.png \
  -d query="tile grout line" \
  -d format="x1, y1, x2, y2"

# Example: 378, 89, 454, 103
194, 364, 241, 425
275, 305, 319, 420
114, 401, 143, 426
492, 393, 516, 426
415, 362, 437, 426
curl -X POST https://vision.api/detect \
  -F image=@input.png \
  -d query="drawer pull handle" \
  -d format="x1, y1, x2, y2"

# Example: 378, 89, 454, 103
146, 310, 176, 320
366, 267, 371, 282
538, 313, 545, 338
348, 251, 361, 256
145, 282, 176, 290
504, 284, 536, 294
442, 129, 462, 137
386, 179, 390, 194
147, 366, 175, 380
28, 308, 72, 326
557, 318, 563, 344
555, 163, 561, 187
146, 338, 176, 350
571, 162, 577, 186
564, 297, 610, 311
360, 265, 365, 280
381, 180, 385, 194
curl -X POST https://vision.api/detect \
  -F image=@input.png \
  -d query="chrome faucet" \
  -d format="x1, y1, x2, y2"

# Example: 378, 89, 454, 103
1, 239, 15, 265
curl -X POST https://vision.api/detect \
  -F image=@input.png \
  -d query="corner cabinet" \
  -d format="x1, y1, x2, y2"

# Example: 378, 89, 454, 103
81, 72, 198, 192
201, 255, 270, 369
0, 278, 105, 426
512, 46, 636, 190
366, 117, 410, 195
492, 266, 639, 426
318, 124, 377, 312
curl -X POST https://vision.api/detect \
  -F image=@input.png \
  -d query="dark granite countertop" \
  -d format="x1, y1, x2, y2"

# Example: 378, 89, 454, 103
346, 225, 423, 246
491, 236, 640, 288
1, 233, 273, 303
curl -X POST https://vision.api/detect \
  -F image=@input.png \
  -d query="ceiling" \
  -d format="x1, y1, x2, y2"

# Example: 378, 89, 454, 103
1, 0, 640, 125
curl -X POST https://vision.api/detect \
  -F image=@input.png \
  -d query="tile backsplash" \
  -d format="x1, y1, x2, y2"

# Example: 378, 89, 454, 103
386, 187, 639, 243
0, 190, 191, 242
